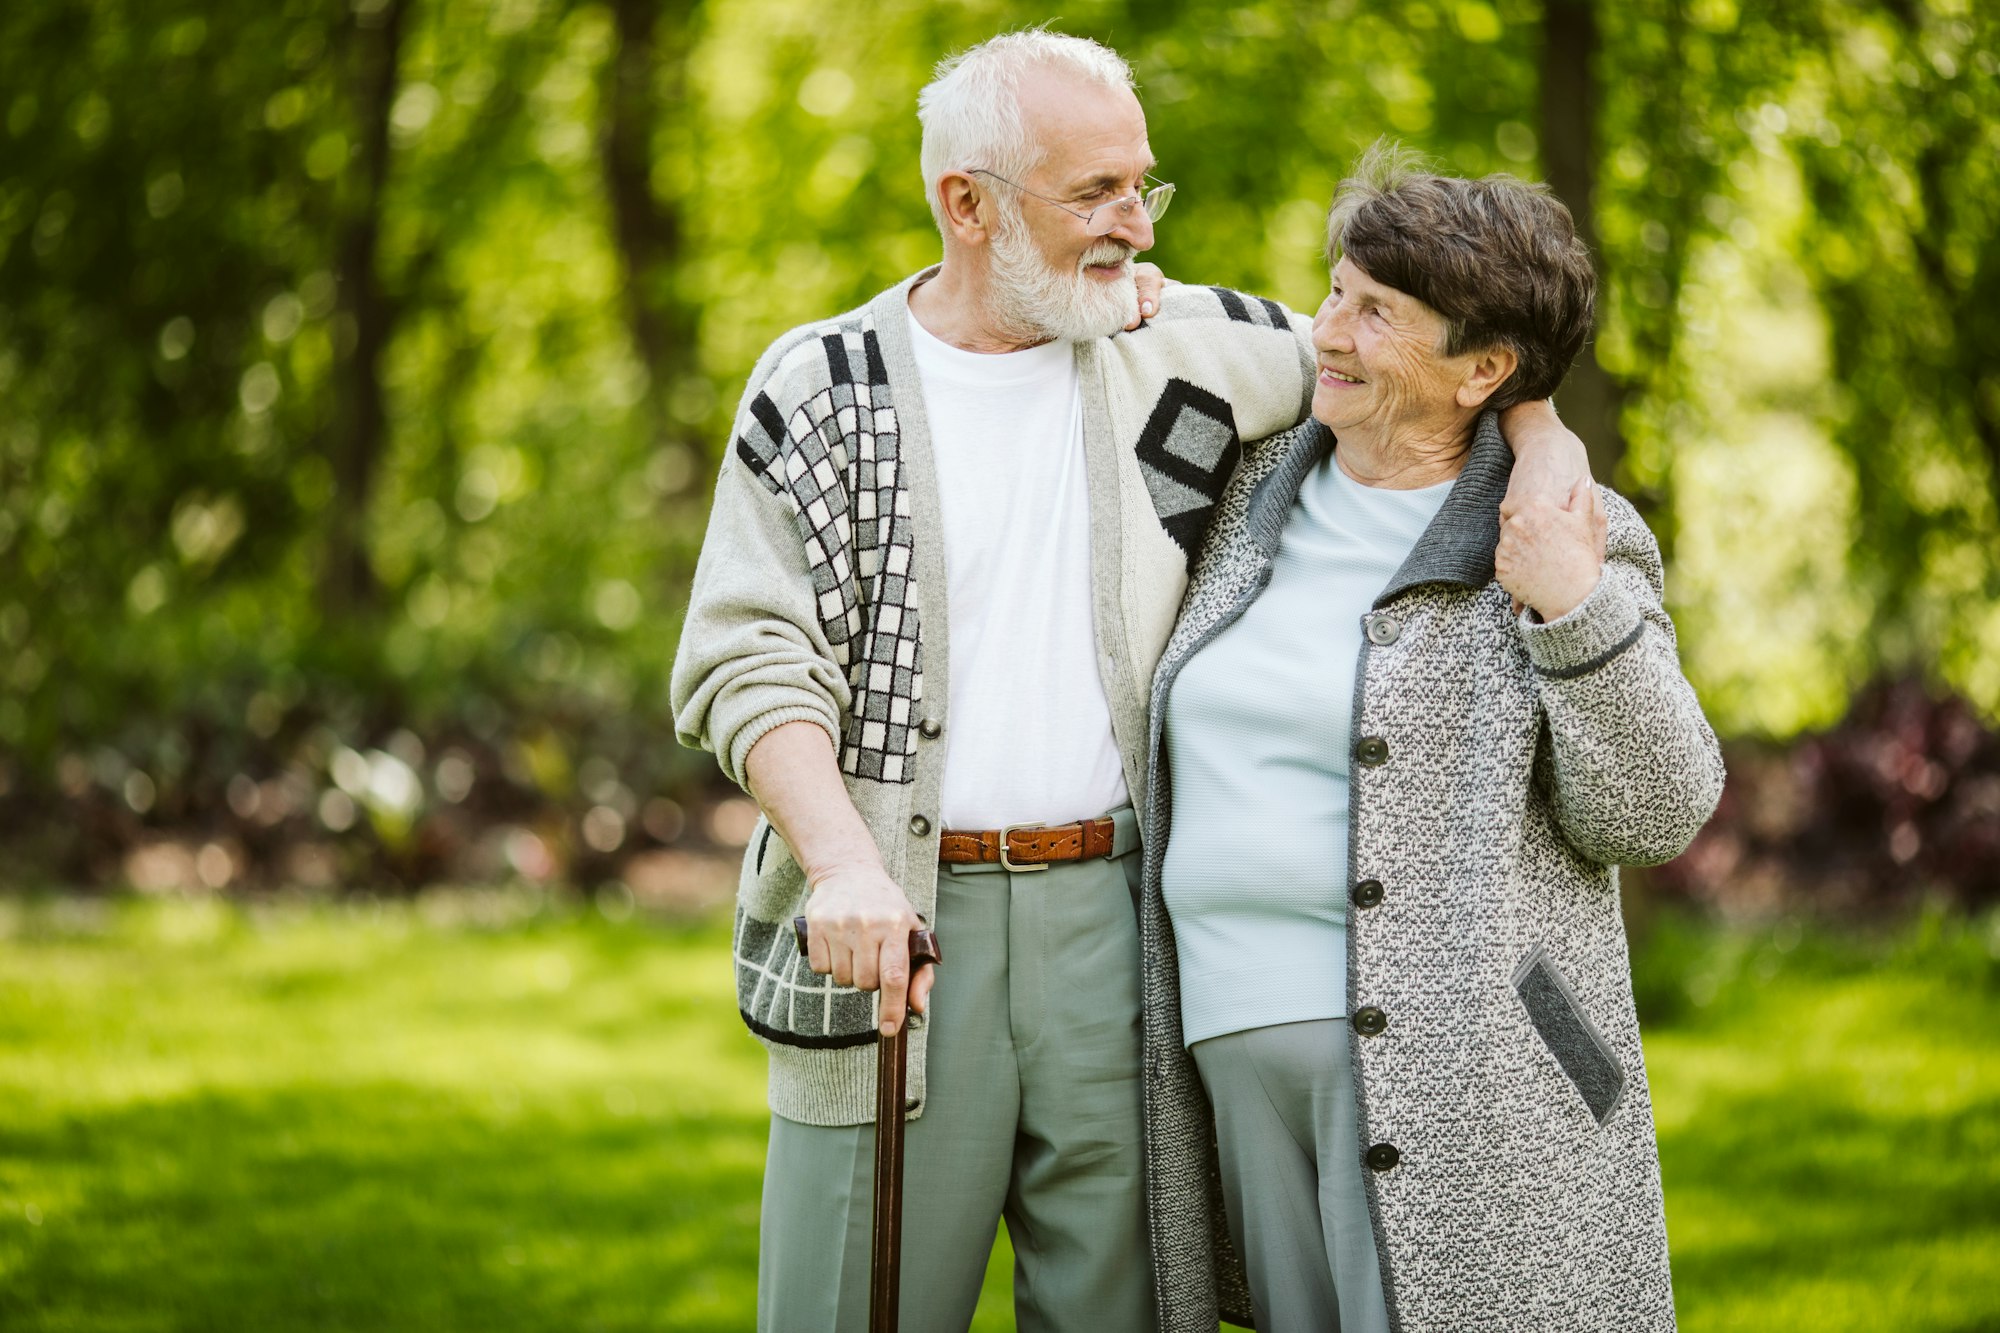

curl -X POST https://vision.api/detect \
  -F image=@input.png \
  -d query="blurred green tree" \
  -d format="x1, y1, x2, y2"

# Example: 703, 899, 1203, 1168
0, 0, 1995, 876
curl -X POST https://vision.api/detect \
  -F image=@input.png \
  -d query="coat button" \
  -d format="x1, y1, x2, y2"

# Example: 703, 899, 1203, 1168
1367, 615, 1402, 646
1356, 736, 1390, 766
908, 814, 931, 837
1365, 1142, 1400, 1172
918, 718, 942, 740
1352, 1006, 1387, 1036
1353, 879, 1384, 909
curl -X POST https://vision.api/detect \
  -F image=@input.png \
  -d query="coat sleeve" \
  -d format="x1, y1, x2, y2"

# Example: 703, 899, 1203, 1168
1518, 490, 1725, 866
669, 373, 850, 790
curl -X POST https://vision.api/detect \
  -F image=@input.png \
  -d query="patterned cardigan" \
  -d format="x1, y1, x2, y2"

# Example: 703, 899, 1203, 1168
671, 269, 1314, 1127
1138, 412, 1724, 1331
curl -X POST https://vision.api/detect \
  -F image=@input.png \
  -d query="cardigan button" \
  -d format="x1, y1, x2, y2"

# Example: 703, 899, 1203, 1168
1367, 614, 1402, 646
918, 718, 942, 740
1352, 1006, 1387, 1037
1356, 736, 1390, 766
1365, 1142, 1400, 1172
908, 814, 931, 837
1353, 879, 1384, 909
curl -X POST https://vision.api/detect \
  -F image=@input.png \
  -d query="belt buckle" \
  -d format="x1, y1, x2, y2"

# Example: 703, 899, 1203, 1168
997, 822, 1047, 873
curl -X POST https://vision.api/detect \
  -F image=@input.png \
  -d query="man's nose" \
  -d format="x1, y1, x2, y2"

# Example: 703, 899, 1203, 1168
1105, 201, 1154, 253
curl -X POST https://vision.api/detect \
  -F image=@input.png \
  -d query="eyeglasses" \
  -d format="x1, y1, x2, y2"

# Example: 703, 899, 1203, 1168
968, 169, 1176, 236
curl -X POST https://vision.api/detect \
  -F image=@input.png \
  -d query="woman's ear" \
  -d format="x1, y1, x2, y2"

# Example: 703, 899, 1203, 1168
1456, 344, 1519, 409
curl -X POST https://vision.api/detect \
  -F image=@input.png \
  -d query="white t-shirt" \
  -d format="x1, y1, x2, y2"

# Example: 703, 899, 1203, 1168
907, 308, 1129, 830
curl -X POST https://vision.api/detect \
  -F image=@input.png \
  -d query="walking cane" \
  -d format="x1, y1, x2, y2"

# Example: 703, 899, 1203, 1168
793, 917, 942, 1333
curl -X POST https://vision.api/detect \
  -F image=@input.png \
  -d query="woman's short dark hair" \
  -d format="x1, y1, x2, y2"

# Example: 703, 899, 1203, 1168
1325, 139, 1596, 410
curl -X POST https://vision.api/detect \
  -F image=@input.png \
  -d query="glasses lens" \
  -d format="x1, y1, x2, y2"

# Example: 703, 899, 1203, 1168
1143, 181, 1175, 222
1085, 201, 1126, 237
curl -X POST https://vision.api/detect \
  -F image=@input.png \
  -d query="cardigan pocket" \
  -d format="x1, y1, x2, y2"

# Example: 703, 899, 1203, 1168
731, 818, 879, 1050
741, 817, 806, 921
1512, 943, 1626, 1126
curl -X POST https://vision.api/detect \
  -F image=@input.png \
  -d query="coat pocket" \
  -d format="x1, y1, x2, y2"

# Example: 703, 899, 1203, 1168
1512, 943, 1626, 1126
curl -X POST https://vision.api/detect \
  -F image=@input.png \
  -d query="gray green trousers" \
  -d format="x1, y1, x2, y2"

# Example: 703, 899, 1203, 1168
1191, 1019, 1391, 1333
757, 811, 1155, 1332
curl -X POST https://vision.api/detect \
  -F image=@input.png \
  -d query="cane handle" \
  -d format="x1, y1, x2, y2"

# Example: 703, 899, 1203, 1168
793, 917, 943, 970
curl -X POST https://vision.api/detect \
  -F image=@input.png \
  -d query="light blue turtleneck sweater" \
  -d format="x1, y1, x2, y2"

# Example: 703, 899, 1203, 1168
1162, 453, 1453, 1046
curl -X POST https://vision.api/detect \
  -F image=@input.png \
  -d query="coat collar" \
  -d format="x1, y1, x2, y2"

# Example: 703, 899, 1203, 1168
1375, 408, 1513, 608
1238, 409, 1514, 608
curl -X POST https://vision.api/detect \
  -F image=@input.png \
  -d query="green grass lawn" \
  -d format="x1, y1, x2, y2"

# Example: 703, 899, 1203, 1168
0, 892, 1994, 1332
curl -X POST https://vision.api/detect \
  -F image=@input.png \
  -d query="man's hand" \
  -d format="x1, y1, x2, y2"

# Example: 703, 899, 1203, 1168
744, 719, 937, 1037
1498, 400, 1605, 563
1496, 476, 1605, 622
1127, 261, 1170, 329
802, 863, 936, 1037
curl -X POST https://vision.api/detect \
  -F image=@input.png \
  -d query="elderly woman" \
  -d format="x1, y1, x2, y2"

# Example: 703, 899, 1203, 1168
1138, 144, 1724, 1333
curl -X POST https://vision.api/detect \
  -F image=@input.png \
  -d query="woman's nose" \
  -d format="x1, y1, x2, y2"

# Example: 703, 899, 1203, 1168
1314, 301, 1351, 352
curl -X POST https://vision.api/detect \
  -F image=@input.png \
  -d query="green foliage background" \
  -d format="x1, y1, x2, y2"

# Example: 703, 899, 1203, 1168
2, 0, 1998, 807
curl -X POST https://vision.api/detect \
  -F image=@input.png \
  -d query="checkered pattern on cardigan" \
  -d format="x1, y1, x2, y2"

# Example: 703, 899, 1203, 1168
734, 320, 924, 785
727, 289, 1283, 791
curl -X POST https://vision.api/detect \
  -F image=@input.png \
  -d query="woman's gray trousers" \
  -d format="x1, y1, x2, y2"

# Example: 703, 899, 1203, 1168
1191, 1019, 1391, 1333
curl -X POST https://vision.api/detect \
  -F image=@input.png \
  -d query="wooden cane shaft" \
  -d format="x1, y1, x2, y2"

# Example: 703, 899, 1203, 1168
785, 917, 940, 1333
870, 1026, 907, 1333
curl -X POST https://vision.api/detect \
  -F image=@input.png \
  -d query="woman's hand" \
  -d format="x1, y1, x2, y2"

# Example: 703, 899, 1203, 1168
1126, 261, 1171, 328
1495, 476, 1604, 621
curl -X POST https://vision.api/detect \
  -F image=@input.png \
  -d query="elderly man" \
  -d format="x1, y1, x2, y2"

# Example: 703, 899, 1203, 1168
670, 29, 1589, 1331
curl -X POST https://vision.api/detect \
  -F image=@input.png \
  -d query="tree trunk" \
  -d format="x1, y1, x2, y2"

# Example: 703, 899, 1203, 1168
1539, 0, 1627, 485
322, 0, 409, 617
599, 0, 702, 437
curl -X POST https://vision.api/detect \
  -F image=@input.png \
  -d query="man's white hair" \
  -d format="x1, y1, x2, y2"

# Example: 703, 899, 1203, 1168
916, 28, 1135, 237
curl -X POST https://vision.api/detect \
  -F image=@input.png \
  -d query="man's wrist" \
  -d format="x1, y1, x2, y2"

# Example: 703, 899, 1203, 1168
804, 843, 892, 891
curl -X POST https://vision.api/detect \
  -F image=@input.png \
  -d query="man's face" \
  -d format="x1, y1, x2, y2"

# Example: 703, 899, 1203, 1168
986, 70, 1156, 342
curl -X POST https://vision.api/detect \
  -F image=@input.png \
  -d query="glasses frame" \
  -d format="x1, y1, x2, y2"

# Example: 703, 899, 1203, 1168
968, 168, 1175, 236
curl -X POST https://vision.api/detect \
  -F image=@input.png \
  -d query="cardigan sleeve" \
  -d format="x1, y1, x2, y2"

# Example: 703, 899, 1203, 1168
669, 367, 849, 790
1517, 490, 1725, 866
1135, 284, 1317, 440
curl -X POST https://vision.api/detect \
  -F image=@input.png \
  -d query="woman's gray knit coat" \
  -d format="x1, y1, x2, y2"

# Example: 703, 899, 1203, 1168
1138, 412, 1724, 1332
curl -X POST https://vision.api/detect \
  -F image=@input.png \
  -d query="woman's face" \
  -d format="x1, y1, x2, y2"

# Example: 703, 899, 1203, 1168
1310, 257, 1482, 440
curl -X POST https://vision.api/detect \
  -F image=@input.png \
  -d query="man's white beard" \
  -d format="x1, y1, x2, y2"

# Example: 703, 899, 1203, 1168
987, 208, 1140, 343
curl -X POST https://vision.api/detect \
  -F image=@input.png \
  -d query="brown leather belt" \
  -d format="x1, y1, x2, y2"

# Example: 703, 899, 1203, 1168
937, 818, 1118, 872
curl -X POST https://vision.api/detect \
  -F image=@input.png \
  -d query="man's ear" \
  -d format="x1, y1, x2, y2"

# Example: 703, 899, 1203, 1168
1456, 344, 1519, 410
935, 171, 992, 248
